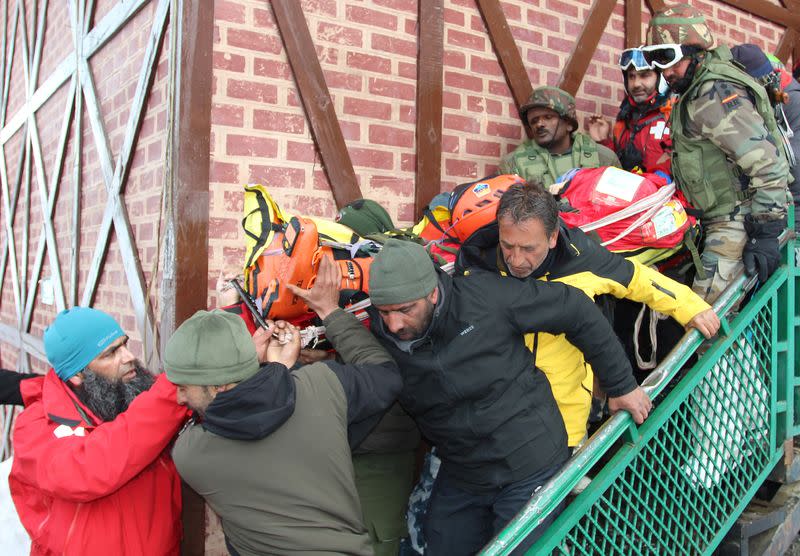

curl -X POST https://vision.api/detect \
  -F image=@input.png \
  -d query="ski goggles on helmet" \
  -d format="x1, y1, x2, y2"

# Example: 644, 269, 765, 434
619, 48, 652, 71
641, 44, 690, 70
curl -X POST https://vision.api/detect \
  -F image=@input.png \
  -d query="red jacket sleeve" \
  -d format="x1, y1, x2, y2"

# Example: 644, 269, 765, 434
12, 374, 189, 503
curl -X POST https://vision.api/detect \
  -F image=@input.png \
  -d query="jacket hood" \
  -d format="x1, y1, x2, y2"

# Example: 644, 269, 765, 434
202, 363, 297, 441
455, 223, 502, 274
26, 369, 103, 428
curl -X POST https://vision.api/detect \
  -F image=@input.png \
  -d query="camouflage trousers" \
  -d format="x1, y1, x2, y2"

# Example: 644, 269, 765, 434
692, 220, 748, 304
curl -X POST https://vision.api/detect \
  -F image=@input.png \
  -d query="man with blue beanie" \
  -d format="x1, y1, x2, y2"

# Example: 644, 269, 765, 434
9, 307, 189, 555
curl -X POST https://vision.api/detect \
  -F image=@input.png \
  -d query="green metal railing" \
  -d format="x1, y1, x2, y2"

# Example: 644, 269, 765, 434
482, 231, 798, 555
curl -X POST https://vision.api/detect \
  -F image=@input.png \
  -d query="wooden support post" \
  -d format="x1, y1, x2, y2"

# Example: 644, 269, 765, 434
558, 0, 617, 96
271, 0, 361, 209
476, 0, 532, 114
775, 29, 798, 66
160, 1, 213, 554
784, 1, 800, 69
716, 0, 800, 31
625, 0, 642, 49
644, 0, 667, 15
415, 0, 444, 221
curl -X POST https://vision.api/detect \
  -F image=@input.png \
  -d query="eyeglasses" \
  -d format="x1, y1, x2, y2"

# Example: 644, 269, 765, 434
641, 44, 686, 70
619, 48, 653, 71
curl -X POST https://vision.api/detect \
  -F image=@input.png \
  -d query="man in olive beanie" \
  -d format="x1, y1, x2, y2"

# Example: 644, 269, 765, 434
368, 239, 650, 554
370, 239, 438, 306
167, 256, 402, 556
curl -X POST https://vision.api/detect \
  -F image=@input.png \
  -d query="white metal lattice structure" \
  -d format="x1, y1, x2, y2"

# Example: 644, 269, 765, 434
0, 0, 176, 458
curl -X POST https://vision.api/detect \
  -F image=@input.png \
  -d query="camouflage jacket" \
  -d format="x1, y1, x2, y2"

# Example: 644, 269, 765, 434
499, 132, 620, 187
671, 47, 790, 221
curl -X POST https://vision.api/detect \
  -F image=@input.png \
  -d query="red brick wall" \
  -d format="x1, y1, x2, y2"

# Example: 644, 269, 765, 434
208, 0, 786, 309
0, 0, 172, 372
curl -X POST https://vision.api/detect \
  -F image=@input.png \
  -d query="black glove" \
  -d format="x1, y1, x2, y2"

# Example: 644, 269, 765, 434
742, 215, 786, 282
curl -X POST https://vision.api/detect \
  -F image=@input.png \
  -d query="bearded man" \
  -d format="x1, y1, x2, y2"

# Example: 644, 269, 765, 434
9, 307, 189, 555
644, 4, 790, 301
588, 46, 673, 175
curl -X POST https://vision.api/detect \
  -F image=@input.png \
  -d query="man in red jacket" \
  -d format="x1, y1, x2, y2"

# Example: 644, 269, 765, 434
588, 46, 673, 175
9, 307, 189, 555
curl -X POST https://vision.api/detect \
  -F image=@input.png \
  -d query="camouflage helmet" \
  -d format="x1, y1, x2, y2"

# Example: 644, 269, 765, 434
646, 4, 714, 50
519, 86, 578, 130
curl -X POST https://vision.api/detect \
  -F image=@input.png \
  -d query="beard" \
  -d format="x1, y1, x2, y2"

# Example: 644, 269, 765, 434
393, 298, 436, 341
665, 58, 699, 95
73, 362, 155, 422
629, 88, 653, 104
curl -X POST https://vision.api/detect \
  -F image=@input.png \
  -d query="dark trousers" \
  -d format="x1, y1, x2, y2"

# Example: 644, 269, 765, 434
424, 462, 564, 555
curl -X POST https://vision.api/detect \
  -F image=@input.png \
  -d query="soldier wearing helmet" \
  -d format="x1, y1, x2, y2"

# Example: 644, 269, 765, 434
645, 3, 791, 303
499, 86, 620, 188
587, 47, 673, 175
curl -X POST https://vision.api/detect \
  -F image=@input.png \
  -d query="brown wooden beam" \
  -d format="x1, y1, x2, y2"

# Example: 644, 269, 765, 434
775, 28, 797, 65
414, 0, 444, 221
625, 0, 642, 49
476, 0, 532, 114
271, 0, 361, 209
558, 0, 617, 96
794, 47, 800, 72
716, 0, 800, 32
160, 0, 214, 554
775, 0, 800, 67
644, 0, 667, 15
794, 40, 800, 72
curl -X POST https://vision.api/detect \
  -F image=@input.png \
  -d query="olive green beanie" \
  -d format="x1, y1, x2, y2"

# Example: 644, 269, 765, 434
336, 198, 395, 236
369, 239, 438, 306
164, 309, 260, 385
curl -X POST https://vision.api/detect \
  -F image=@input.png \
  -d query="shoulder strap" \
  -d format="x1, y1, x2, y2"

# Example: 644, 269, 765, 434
423, 207, 459, 242
573, 133, 600, 168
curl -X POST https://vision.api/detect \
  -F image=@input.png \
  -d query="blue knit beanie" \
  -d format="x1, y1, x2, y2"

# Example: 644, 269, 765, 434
44, 307, 125, 381
730, 44, 774, 79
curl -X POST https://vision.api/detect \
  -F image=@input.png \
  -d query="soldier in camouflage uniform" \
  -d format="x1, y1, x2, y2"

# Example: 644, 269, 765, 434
499, 86, 620, 188
644, 4, 791, 303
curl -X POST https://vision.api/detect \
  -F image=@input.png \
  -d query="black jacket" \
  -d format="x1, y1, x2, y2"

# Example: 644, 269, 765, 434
0, 369, 37, 405
370, 270, 637, 493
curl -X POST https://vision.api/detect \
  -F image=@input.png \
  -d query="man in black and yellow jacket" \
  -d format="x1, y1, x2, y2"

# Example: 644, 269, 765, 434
456, 182, 720, 448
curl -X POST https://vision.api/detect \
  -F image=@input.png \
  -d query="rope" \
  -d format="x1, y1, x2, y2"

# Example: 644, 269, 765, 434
578, 182, 677, 247
632, 295, 669, 370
